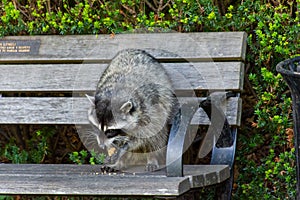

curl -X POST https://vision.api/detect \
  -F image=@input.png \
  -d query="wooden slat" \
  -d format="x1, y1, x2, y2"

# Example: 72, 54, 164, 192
0, 164, 229, 196
0, 32, 247, 63
183, 165, 230, 188
0, 97, 241, 126
0, 62, 244, 92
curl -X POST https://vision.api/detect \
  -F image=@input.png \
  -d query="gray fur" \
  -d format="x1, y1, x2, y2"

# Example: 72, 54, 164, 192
87, 49, 174, 171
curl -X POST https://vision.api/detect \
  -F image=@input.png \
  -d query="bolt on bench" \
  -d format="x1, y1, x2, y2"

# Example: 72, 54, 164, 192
0, 32, 246, 199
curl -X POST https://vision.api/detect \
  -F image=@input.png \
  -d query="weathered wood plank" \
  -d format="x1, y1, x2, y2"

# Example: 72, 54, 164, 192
0, 32, 247, 63
0, 164, 229, 196
0, 97, 241, 125
0, 173, 190, 196
183, 165, 230, 188
0, 62, 244, 92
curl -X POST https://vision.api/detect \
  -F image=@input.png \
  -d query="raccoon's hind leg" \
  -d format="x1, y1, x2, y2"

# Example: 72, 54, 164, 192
145, 153, 159, 172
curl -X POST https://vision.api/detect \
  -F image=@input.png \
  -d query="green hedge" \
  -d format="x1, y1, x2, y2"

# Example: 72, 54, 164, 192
1, 0, 300, 199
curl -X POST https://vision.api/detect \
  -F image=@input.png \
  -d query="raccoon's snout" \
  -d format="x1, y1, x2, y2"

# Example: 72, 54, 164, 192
105, 129, 127, 139
104, 129, 129, 149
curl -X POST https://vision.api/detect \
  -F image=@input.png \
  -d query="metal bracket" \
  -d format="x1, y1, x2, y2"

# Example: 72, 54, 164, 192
166, 92, 236, 177
166, 101, 198, 177
199, 92, 237, 168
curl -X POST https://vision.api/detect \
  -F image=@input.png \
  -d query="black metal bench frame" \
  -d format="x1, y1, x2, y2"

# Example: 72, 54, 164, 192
167, 92, 237, 199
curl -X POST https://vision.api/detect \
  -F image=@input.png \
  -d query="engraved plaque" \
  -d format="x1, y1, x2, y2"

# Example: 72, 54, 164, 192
0, 40, 40, 55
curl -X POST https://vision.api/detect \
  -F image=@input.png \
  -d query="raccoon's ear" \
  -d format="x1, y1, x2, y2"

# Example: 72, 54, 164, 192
120, 101, 133, 113
87, 106, 100, 128
85, 94, 95, 106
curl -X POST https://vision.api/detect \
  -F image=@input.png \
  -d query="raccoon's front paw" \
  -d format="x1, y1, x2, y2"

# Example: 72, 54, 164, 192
106, 148, 119, 164
145, 163, 159, 172
103, 154, 120, 172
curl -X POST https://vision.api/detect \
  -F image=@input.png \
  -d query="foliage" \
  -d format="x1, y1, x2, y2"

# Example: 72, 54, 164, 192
0, 0, 300, 199
230, 1, 299, 199
0, 0, 238, 35
0, 196, 14, 200
236, 148, 296, 199
0, 127, 54, 163
236, 68, 296, 199
69, 149, 106, 165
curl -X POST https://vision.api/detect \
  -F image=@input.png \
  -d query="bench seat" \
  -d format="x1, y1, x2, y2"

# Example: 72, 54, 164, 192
0, 164, 229, 196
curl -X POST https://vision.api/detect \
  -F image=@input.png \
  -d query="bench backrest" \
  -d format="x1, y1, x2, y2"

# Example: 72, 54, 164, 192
0, 32, 246, 126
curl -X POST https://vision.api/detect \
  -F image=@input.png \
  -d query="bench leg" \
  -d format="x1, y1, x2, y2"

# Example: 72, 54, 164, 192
212, 128, 237, 200
199, 93, 237, 200
215, 174, 234, 200
166, 101, 199, 177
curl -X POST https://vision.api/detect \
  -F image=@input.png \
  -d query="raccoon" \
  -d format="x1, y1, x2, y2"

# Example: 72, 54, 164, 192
86, 49, 175, 171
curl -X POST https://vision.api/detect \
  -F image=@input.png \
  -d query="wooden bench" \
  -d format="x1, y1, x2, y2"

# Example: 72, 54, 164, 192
0, 32, 246, 199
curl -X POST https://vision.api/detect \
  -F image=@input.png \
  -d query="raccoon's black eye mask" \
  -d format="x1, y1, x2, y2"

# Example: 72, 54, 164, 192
104, 129, 127, 139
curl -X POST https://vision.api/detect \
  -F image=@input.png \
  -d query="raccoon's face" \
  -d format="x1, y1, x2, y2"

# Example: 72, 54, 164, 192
97, 99, 139, 132
86, 95, 139, 145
